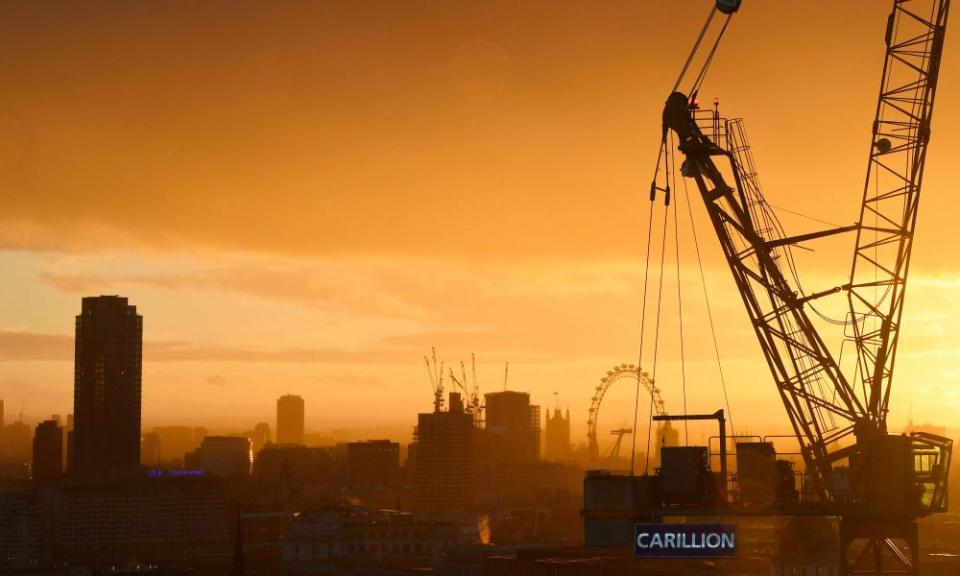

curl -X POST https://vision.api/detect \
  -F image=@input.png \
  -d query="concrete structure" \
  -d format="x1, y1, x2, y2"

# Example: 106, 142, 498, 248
415, 392, 474, 515
487, 461, 581, 503
239, 508, 295, 572
140, 431, 161, 466
151, 425, 207, 465
63, 413, 73, 470
282, 506, 457, 570
52, 471, 231, 565
0, 492, 43, 568
346, 439, 400, 487
32, 419, 63, 486
249, 422, 271, 457
0, 419, 31, 479
189, 436, 252, 479
484, 391, 540, 465
253, 444, 337, 485
276, 395, 305, 445
72, 295, 143, 472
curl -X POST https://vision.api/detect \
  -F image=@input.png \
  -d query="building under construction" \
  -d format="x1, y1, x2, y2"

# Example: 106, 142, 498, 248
484, 391, 541, 466
415, 392, 475, 516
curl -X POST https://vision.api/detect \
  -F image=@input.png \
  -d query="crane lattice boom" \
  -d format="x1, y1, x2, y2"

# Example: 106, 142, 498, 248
847, 0, 950, 431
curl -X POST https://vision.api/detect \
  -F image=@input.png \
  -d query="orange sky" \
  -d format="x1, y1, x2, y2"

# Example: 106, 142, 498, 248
1, 1, 959, 449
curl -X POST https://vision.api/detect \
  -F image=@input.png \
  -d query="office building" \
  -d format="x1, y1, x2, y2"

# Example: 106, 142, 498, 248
276, 395, 305, 445
489, 461, 581, 503
484, 391, 540, 465
63, 414, 73, 470
151, 425, 207, 465
141, 432, 161, 466
249, 422, 271, 456
188, 436, 252, 479
72, 296, 143, 472
282, 506, 457, 570
544, 406, 572, 462
253, 444, 336, 485
346, 440, 400, 487
0, 419, 32, 479
32, 420, 63, 486
53, 471, 231, 564
0, 492, 43, 568
238, 508, 296, 571
416, 392, 474, 514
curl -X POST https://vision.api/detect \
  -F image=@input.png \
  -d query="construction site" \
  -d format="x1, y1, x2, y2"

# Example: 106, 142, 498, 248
3, 0, 960, 575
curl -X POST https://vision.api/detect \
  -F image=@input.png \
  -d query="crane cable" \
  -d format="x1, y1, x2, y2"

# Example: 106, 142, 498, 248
671, 133, 690, 446
629, 153, 660, 477
689, 14, 734, 97
682, 162, 736, 438
672, 6, 718, 94
672, 4, 737, 100
632, 0, 739, 474
644, 169, 671, 477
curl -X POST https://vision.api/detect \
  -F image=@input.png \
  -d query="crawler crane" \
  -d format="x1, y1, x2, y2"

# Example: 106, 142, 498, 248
657, 0, 953, 573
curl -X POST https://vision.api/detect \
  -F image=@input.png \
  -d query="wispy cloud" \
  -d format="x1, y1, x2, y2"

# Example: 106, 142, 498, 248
0, 330, 71, 361
0, 329, 418, 364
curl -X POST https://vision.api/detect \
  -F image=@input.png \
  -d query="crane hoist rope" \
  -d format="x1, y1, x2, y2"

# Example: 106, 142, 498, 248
633, 0, 741, 472
642, 166, 672, 477
628, 153, 659, 477
671, 0, 741, 97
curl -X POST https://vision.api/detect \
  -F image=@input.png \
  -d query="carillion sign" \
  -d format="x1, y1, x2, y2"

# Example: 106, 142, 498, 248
634, 524, 737, 558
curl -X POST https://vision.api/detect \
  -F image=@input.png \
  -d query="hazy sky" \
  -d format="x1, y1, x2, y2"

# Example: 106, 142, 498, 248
1, 1, 959, 449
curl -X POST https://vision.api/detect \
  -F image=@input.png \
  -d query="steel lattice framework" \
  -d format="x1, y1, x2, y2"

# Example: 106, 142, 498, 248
661, 0, 950, 504
666, 100, 860, 502
847, 0, 950, 431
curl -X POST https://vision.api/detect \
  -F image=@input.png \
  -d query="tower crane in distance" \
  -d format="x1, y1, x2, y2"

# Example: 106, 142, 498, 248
659, 0, 952, 573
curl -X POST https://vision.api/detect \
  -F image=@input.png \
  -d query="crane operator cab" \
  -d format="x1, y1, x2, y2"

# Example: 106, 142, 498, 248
836, 430, 952, 518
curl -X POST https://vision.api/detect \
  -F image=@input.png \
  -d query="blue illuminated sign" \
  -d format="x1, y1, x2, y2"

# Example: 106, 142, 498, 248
147, 468, 205, 478
634, 524, 736, 558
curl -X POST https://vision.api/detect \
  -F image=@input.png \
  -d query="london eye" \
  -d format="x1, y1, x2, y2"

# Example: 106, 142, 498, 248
586, 363, 666, 462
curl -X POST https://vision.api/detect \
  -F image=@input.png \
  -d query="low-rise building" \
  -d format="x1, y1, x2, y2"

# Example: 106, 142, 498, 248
52, 470, 231, 566
253, 444, 337, 485
282, 506, 457, 571
0, 491, 43, 568
346, 440, 400, 487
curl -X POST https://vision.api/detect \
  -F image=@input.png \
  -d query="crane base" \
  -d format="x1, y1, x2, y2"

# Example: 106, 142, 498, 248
840, 517, 919, 575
